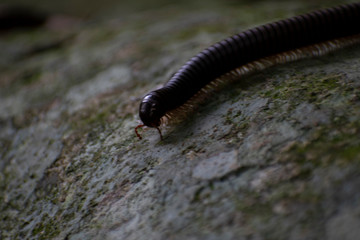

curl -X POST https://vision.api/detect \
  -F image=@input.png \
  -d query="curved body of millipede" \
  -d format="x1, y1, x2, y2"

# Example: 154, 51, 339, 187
135, 2, 360, 140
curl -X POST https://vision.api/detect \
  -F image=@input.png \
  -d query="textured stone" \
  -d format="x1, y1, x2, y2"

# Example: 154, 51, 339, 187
1, 1, 360, 240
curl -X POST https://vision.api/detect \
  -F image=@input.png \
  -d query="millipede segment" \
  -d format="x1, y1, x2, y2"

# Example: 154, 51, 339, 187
136, 2, 360, 140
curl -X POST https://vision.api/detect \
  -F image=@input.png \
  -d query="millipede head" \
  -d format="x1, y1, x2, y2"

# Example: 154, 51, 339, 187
136, 93, 164, 140
139, 94, 162, 128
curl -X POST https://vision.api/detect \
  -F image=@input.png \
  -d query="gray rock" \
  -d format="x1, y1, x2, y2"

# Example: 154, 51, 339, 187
1, 1, 360, 240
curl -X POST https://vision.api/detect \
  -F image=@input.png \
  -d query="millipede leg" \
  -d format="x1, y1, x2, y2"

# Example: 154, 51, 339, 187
156, 127, 163, 140
135, 124, 144, 140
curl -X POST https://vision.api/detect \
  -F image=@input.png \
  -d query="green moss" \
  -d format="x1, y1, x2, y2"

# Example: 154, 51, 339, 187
31, 214, 61, 239
229, 115, 360, 234
81, 112, 108, 127
262, 73, 342, 104
268, 182, 322, 205
223, 107, 249, 138
69, 102, 121, 136
232, 191, 279, 231
62, 211, 76, 222
236, 199, 273, 217
340, 145, 360, 160
286, 121, 360, 167
0, 138, 11, 165
20, 69, 42, 85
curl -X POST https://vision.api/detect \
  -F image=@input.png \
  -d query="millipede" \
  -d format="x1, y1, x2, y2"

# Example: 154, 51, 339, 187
135, 2, 360, 140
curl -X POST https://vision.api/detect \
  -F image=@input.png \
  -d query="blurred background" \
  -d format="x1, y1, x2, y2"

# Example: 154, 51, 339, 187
1, 0, 348, 23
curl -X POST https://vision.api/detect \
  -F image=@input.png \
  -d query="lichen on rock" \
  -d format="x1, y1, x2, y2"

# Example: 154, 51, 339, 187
1, 0, 360, 239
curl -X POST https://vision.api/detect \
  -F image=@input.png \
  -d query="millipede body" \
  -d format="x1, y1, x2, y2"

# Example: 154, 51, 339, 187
135, 2, 360, 139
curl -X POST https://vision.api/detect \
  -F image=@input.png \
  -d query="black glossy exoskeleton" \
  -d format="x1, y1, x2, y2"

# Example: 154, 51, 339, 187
136, 2, 360, 140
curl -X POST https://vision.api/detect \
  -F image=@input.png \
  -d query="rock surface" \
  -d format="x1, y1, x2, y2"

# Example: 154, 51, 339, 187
1, 0, 360, 239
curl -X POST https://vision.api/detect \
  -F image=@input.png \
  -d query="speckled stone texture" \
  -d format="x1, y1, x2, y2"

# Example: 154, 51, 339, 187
1, 0, 360, 239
